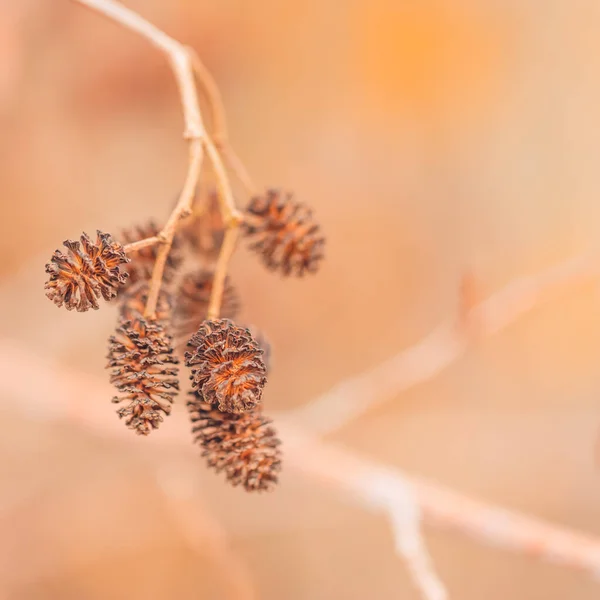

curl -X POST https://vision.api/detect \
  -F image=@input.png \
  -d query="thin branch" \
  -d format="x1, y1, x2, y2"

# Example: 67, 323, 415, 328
123, 236, 162, 254
74, 0, 206, 319
4, 341, 600, 584
281, 428, 448, 600
207, 225, 240, 320
290, 252, 600, 434
204, 136, 243, 227
145, 139, 203, 317
189, 49, 257, 195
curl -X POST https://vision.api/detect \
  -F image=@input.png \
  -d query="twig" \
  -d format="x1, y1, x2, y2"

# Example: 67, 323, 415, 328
75, 0, 247, 321
122, 236, 162, 254
203, 136, 244, 320
290, 252, 600, 434
74, 0, 205, 319
4, 341, 600, 584
281, 428, 448, 600
189, 49, 257, 195
207, 225, 240, 320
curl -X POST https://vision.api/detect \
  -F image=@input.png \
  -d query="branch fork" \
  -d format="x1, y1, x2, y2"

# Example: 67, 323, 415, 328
75, 0, 246, 322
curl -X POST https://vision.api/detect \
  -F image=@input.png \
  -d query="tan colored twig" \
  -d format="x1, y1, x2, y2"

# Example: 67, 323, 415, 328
122, 236, 162, 254
203, 136, 243, 321
189, 49, 258, 195
207, 226, 240, 320
4, 339, 600, 587
74, 0, 243, 321
290, 252, 600, 434
74, 0, 205, 319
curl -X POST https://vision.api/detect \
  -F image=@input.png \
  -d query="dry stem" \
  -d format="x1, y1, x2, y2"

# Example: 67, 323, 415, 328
190, 49, 257, 195
74, 0, 244, 321
207, 225, 240, 320
122, 236, 162, 254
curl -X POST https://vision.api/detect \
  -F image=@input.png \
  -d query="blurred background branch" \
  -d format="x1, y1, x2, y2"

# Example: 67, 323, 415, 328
291, 252, 599, 434
2, 336, 600, 588
3, 0, 600, 598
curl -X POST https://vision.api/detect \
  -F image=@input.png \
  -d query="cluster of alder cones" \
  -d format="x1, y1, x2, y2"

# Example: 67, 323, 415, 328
44, 189, 325, 492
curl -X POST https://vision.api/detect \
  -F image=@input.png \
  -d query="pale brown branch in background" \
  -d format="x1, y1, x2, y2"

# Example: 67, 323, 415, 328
3, 338, 600, 584
190, 49, 258, 195
290, 252, 600, 434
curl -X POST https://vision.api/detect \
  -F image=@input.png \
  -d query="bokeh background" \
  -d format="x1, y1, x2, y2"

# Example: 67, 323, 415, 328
2, 0, 600, 598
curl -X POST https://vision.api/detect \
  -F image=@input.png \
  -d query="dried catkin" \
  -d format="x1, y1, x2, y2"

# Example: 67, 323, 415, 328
173, 270, 239, 341
179, 190, 224, 260
188, 393, 281, 492
185, 319, 267, 414
45, 230, 129, 312
243, 189, 325, 276
119, 280, 172, 323
107, 317, 179, 435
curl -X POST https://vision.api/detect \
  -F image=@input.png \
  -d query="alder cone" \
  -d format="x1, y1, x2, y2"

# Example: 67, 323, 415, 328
45, 230, 129, 312
188, 393, 281, 492
173, 270, 240, 341
179, 191, 224, 260
243, 189, 325, 276
107, 317, 179, 435
185, 319, 267, 414
120, 220, 183, 286
120, 280, 172, 323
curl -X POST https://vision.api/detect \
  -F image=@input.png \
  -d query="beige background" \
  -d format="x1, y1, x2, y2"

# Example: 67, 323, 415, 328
1, 0, 600, 598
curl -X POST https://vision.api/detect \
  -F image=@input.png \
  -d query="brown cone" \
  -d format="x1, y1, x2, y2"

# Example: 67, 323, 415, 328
119, 280, 172, 324
45, 230, 129, 312
243, 189, 325, 276
185, 319, 266, 414
179, 190, 224, 260
173, 270, 240, 342
188, 393, 281, 492
107, 317, 179, 435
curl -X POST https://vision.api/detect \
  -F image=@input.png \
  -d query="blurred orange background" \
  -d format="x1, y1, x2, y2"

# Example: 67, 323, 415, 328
1, 0, 600, 598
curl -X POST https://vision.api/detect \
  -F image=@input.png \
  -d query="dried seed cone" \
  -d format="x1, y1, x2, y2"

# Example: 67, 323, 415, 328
243, 189, 325, 276
120, 280, 172, 324
45, 231, 129, 312
107, 317, 179, 435
188, 393, 281, 492
185, 319, 267, 414
120, 220, 182, 286
173, 270, 240, 341
179, 191, 224, 259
